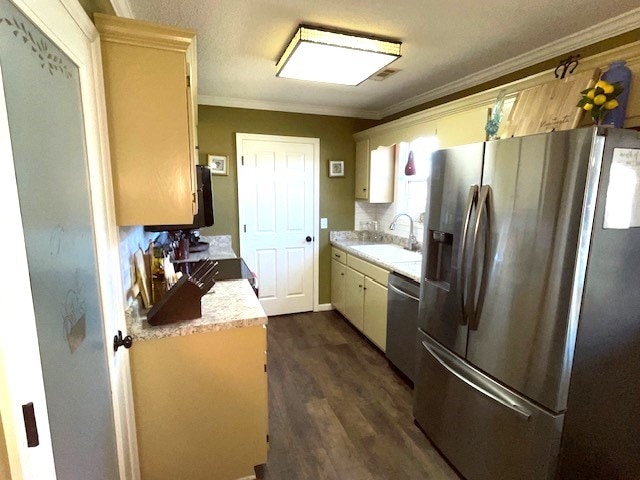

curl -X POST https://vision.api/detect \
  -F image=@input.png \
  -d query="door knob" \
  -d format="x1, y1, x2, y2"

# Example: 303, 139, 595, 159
305, 236, 312, 242
113, 330, 133, 352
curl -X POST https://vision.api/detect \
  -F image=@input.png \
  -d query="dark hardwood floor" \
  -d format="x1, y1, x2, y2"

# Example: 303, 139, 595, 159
264, 310, 460, 480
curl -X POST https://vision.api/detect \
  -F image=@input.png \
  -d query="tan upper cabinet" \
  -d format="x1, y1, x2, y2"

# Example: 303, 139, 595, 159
354, 138, 370, 200
354, 139, 395, 203
95, 14, 197, 226
369, 144, 395, 203
436, 107, 488, 149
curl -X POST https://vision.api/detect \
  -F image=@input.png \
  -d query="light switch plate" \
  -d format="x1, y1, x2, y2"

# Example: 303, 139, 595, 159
320, 218, 328, 229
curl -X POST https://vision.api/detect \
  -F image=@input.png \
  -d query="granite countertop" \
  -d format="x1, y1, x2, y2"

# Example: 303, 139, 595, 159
330, 231, 423, 283
127, 280, 267, 342
127, 234, 266, 342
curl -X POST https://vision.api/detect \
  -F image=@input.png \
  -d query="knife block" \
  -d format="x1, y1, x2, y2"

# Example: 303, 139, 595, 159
146, 276, 205, 326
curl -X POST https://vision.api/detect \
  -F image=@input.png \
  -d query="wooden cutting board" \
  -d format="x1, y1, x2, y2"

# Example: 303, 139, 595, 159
134, 248, 151, 308
503, 68, 601, 138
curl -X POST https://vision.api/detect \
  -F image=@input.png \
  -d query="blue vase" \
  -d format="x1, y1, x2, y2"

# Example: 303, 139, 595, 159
600, 60, 632, 128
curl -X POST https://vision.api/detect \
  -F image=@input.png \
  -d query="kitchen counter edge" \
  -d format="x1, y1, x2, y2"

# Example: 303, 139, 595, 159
330, 239, 422, 283
126, 279, 267, 342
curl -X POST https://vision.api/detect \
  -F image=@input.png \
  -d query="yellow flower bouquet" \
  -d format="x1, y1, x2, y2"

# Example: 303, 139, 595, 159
577, 80, 624, 125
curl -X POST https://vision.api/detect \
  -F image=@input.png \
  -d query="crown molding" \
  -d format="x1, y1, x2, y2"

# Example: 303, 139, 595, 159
200, 6, 639, 122
198, 95, 382, 119
355, 38, 640, 141
378, 7, 640, 118
109, 0, 133, 18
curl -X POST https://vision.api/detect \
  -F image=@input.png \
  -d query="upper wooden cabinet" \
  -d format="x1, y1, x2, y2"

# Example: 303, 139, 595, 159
355, 139, 395, 203
95, 14, 198, 226
354, 138, 370, 200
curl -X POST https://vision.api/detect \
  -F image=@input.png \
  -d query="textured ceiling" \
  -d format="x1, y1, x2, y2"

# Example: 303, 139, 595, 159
125, 0, 640, 119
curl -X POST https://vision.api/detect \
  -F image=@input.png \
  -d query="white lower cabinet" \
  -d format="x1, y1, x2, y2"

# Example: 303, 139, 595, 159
331, 258, 346, 314
344, 266, 365, 332
363, 277, 388, 350
331, 249, 389, 351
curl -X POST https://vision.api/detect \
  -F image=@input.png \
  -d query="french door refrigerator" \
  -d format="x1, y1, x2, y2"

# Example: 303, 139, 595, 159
414, 126, 640, 479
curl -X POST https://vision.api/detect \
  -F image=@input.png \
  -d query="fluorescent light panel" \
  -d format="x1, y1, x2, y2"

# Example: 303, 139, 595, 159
276, 25, 401, 86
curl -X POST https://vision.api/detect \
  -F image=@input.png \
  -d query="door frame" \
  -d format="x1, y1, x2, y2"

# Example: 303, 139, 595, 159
0, 0, 139, 478
236, 133, 321, 312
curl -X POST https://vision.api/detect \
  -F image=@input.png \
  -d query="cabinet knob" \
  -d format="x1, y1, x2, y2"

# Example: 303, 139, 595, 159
306, 236, 312, 242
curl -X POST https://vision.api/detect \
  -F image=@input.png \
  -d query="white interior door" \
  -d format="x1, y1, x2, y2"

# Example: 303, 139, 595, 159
237, 134, 319, 316
0, 0, 138, 478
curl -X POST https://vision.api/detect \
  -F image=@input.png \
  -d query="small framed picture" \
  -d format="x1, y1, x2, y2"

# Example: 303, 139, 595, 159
208, 154, 228, 175
329, 160, 344, 177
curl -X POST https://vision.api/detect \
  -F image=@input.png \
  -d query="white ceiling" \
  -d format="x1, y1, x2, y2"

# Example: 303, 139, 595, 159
117, 0, 640, 119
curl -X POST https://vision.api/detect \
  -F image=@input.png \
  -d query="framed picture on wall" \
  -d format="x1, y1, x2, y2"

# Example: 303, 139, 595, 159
208, 154, 228, 175
329, 160, 344, 177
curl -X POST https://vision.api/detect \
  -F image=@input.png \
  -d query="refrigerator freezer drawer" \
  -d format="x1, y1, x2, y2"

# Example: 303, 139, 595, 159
413, 331, 564, 480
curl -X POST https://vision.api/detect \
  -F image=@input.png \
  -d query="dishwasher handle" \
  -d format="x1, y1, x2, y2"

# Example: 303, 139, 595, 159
388, 282, 419, 302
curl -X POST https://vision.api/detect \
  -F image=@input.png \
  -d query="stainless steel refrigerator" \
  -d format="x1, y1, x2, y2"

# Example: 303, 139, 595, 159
414, 126, 640, 479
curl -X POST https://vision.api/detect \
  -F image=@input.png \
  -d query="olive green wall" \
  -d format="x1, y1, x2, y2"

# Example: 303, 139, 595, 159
198, 106, 375, 304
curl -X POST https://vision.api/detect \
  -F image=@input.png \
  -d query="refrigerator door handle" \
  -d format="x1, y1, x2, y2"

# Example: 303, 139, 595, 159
457, 184, 479, 325
468, 185, 491, 329
422, 338, 532, 421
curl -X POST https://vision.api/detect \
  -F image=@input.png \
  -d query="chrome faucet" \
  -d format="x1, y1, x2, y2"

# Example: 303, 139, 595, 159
390, 213, 420, 251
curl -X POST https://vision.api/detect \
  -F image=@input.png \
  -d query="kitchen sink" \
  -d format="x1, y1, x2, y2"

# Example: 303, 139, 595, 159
351, 244, 422, 262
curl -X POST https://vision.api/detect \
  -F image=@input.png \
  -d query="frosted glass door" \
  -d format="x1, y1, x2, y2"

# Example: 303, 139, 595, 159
0, 1, 118, 478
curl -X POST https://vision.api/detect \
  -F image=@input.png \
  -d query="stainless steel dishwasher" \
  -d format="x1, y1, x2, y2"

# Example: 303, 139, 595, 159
386, 272, 420, 383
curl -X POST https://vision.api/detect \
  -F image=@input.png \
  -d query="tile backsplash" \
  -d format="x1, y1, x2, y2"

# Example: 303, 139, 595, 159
354, 200, 425, 245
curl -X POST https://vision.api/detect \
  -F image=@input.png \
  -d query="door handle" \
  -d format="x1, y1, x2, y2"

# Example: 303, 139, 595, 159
458, 185, 479, 325
113, 330, 133, 352
468, 185, 491, 330
422, 338, 531, 421
22, 402, 39, 447
305, 236, 312, 242
388, 282, 420, 302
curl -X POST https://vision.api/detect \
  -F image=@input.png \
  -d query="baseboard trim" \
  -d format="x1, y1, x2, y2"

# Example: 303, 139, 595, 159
315, 303, 334, 312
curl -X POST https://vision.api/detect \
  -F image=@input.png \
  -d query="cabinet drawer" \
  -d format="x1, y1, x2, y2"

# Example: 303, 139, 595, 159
347, 254, 389, 286
331, 247, 347, 264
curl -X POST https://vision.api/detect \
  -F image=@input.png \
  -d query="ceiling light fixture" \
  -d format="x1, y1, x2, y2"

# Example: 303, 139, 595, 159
275, 25, 401, 86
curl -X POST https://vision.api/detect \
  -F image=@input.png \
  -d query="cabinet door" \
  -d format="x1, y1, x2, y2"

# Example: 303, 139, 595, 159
131, 325, 267, 479
331, 246, 346, 264
344, 266, 365, 331
436, 107, 488, 148
355, 138, 370, 200
186, 59, 198, 215
96, 15, 196, 226
363, 277, 388, 351
369, 144, 396, 203
331, 259, 346, 314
